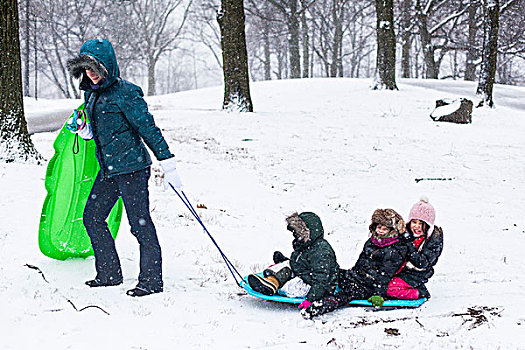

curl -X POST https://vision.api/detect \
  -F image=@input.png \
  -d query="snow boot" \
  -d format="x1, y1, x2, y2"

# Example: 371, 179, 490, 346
248, 263, 292, 296
126, 285, 163, 297
417, 284, 431, 299
85, 276, 123, 287
263, 265, 292, 281
248, 274, 281, 296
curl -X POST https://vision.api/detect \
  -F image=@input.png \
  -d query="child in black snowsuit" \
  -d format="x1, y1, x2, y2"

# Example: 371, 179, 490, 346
248, 212, 339, 312
302, 208, 408, 319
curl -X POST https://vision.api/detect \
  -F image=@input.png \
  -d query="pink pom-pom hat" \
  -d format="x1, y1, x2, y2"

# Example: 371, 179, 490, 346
407, 196, 436, 236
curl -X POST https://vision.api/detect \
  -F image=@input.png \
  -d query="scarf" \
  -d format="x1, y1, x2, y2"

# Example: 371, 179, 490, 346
371, 235, 399, 247
89, 79, 106, 90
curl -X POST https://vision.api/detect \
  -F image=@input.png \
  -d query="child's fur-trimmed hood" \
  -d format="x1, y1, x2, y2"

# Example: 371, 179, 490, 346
369, 208, 406, 238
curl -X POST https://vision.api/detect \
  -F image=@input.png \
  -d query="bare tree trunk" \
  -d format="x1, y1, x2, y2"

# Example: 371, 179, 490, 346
266, 0, 302, 78
288, 0, 301, 78
0, 0, 42, 163
33, 16, 38, 99
476, 0, 499, 108
129, 0, 193, 97
262, 8, 272, 80
465, 0, 480, 81
330, 0, 341, 77
373, 0, 398, 90
147, 55, 157, 96
300, 0, 309, 78
310, 25, 316, 78
415, 0, 438, 79
337, 35, 343, 77
218, 0, 254, 112
24, 0, 30, 97
400, 0, 412, 78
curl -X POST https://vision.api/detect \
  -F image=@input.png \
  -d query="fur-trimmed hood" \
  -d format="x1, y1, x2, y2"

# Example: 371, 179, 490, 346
369, 208, 405, 238
286, 212, 324, 243
67, 38, 120, 90
67, 54, 108, 80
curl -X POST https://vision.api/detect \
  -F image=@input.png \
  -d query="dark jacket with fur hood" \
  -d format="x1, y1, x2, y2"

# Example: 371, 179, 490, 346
396, 226, 444, 287
287, 212, 339, 302
340, 209, 408, 297
67, 39, 173, 177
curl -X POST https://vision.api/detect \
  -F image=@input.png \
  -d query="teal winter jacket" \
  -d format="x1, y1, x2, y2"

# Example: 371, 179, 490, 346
77, 39, 173, 177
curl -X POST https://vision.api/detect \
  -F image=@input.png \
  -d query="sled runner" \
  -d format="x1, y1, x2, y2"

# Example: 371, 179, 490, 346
241, 273, 427, 308
38, 104, 123, 260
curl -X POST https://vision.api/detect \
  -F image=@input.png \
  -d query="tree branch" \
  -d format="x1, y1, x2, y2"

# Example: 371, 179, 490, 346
25, 264, 49, 283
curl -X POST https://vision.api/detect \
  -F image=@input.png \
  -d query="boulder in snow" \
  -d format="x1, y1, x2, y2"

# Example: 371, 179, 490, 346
430, 98, 473, 124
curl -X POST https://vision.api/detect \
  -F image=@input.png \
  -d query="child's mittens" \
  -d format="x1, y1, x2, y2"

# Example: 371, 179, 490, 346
399, 230, 415, 243
298, 299, 312, 310
273, 251, 289, 264
368, 295, 384, 308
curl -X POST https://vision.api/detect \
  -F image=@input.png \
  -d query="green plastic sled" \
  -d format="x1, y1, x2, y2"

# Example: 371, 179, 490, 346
38, 104, 123, 260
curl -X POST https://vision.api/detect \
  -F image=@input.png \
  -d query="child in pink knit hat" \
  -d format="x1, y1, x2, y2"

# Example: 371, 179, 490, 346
386, 196, 444, 300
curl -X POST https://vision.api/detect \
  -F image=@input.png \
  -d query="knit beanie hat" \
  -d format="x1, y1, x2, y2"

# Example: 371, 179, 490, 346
407, 196, 436, 236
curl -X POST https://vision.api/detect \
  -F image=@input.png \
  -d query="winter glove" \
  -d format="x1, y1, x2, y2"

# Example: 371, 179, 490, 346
273, 251, 289, 264
66, 109, 92, 140
160, 157, 183, 190
66, 115, 93, 140
368, 295, 384, 308
298, 299, 312, 310
399, 230, 415, 244
66, 111, 85, 132
77, 122, 93, 140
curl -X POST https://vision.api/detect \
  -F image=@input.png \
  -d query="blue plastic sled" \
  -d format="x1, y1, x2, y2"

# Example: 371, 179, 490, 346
241, 274, 427, 308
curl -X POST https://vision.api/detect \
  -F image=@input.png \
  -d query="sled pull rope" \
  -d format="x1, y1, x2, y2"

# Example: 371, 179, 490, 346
169, 184, 243, 286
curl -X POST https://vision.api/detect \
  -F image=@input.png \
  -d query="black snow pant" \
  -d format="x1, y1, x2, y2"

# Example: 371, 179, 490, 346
336, 269, 372, 305
83, 167, 163, 291
317, 269, 373, 314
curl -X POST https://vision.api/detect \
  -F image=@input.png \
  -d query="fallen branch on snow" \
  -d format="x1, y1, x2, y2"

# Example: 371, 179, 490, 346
415, 177, 454, 183
67, 299, 110, 315
45, 300, 111, 315
451, 306, 503, 330
25, 264, 110, 315
25, 264, 49, 283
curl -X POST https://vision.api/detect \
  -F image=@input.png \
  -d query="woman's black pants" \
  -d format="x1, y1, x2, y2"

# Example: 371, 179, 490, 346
83, 167, 162, 291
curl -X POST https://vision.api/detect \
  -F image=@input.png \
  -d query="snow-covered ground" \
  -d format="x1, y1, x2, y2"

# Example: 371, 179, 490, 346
1, 78, 525, 349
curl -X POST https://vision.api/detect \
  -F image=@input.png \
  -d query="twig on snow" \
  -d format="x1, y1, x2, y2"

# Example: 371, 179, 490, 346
415, 177, 454, 183
67, 299, 110, 315
451, 306, 502, 330
24, 264, 49, 283
24, 264, 110, 315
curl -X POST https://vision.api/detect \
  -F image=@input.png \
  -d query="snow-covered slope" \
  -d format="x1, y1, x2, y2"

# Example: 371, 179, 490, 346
2, 78, 525, 349
24, 98, 82, 134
